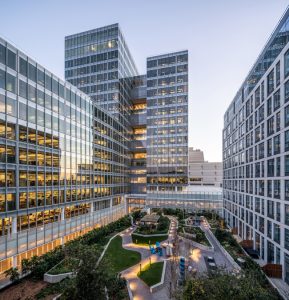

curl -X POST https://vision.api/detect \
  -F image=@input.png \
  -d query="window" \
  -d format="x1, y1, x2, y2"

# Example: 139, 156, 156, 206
6, 73, 16, 93
0, 44, 5, 65
19, 102, 27, 121
45, 73, 51, 90
285, 180, 289, 202
267, 69, 274, 96
37, 90, 44, 106
286, 131, 289, 152
285, 229, 289, 251
37, 69, 45, 86
267, 159, 274, 177
37, 109, 44, 127
19, 80, 27, 98
0, 94, 4, 113
28, 63, 36, 82
274, 180, 280, 199
285, 105, 289, 127
0, 69, 5, 89
273, 90, 280, 111
276, 61, 280, 86
6, 97, 17, 117
285, 80, 289, 103
7, 49, 16, 70
286, 155, 289, 176
285, 49, 289, 78
274, 135, 280, 154
19, 57, 27, 76
267, 97, 272, 116
28, 106, 36, 123
28, 85, 36, 102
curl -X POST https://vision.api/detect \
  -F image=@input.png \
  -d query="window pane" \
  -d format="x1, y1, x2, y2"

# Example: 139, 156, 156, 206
6, 73, 16, 93
45, 73, 51, 90
7, 49, 16, 70
28, 106, 36, 123
28, 63, 36, 82
6, 97, 17, 117
19, 80, 27, 98
19, 57, 27, 76
0, 44, 6, 65
19, 102, 27, 121
37, 69, 45, 86
0, 94, 5, 113
0, 69, 5, 89
37, 90, 44, 106
28, 85, 36, 102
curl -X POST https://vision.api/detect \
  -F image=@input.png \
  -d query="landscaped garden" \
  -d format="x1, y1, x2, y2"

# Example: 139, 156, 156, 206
2, 211, 143, 300
47, 257, 79, 275
212, 227, 281, 299
132, 234, 168, 246
138, 261, 164, 287
134, 214, 170, 235
101, 235, 141, 274
182, 226, 210, 246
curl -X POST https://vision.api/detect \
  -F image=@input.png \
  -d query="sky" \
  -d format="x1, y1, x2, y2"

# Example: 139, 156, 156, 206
1, 0, 288, 161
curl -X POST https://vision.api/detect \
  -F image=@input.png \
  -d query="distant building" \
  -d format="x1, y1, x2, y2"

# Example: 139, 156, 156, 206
188, 148, 222, 187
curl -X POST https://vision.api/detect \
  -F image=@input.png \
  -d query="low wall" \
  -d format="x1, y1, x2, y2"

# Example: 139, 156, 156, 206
180, 227, 214, 252
205, 228, 241, 271
150, 260, 167, 293
132, 232, 168, 237
44, 271, 75, 283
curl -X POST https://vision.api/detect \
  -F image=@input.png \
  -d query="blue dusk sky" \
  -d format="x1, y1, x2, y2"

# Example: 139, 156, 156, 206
0, 0, 288, 161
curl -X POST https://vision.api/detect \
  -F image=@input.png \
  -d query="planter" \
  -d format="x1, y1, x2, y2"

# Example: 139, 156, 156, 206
150, 260, 167, 293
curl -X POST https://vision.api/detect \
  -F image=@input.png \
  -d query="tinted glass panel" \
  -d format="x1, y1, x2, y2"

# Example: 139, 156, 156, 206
0, 44, 5, 64
7, 49, 16, 70
6, 73, 16, 93
0, 69, 5, 89
19, 57, 27, 76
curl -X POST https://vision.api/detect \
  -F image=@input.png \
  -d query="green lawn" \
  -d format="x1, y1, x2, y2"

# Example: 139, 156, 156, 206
132, 234, 168, 246
102, 235, 141, 274
138, 262, 164, 287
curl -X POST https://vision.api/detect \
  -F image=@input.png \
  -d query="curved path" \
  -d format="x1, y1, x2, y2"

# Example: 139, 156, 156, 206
120, 227, 163, 300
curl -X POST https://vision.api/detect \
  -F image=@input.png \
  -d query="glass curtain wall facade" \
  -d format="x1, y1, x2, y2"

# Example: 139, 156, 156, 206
223, 7, 289, 282
146, 51, 188, 192
0, 37, 126, 274
65, 24, 138, 198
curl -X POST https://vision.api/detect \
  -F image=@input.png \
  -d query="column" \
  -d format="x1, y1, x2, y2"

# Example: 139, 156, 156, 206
61, 207, 65, 221
12, 256, 17, 268
12, 216, 17, 235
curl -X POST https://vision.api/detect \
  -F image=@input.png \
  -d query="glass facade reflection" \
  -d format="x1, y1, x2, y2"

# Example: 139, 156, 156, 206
146, 51, 188, 192
0, 24, 194, 276
0, 37, 126, 273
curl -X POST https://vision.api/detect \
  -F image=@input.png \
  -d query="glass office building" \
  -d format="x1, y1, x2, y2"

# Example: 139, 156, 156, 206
146, 51, 189, 192
0, 23, 197, 277
0, 37, 126, 273
223, 7, 289, 283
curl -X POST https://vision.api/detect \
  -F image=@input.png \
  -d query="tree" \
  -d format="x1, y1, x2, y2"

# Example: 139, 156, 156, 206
4, 267, 20, 283
73, 247, 107, 300
180, 270, 280, 300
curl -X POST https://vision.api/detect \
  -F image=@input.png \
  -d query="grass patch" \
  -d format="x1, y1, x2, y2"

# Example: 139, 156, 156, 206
132, 234, 168, 246
47, 257, 79, 275
102, 235, 141, 274
138, 262, 164, 287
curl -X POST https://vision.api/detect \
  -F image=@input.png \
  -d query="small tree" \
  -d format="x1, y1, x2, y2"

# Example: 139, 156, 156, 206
4, 267, 20, 283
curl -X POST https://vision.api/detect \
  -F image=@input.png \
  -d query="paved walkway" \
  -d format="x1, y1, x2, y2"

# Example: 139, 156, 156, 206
120, 218, 181, 300
201, 226, 236, 272
121, 227, 165, 300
